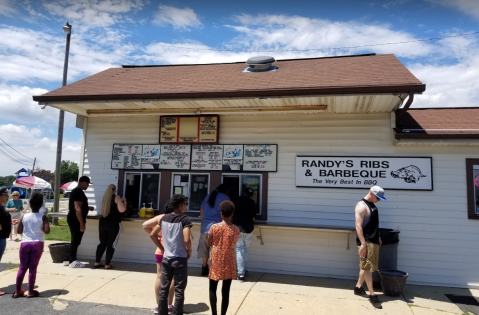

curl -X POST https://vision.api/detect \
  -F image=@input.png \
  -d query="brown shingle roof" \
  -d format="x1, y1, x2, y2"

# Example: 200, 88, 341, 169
395, 107, 479, 138
33, 54, 425, 102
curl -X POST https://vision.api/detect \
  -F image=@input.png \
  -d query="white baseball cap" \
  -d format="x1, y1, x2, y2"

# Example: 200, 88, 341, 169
370, 186, 386, 201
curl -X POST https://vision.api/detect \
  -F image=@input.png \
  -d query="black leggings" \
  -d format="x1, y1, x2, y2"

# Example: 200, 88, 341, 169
209, 279, 232, 315
95, 218, 121, 265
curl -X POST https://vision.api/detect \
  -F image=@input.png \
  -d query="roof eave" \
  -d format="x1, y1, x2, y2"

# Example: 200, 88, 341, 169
33, 84, 426, 103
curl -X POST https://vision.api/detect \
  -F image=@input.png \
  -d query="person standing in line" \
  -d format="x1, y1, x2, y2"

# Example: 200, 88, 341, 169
232, 187, 257, 282
208, 200, 240, 315
354, 186, 385, 309
0, 187, 18, 296
143, 199, 176, 315
64, 176, 93, 268
150, 194, 192, 315
199, 184, 230, 276
12, 193, 50, 298
93, 184, 127, 270
5, 191, 24, 241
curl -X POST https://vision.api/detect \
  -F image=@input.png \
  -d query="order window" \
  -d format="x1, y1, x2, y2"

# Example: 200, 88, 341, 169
171, 173, 210, 212
222, 173, 262, 215
123, 172, 160, 212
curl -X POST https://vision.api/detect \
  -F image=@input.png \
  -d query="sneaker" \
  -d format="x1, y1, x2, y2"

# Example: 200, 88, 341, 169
201, 265, 209, 276
168, 305, 174, 315
369, 295, 382, 309
237, 275, 245, 283
63, 261, 70, 266
153, 306, 158, 314
69, 260, 85, 268
353, 286, 369, 298
8, 237, 13, 241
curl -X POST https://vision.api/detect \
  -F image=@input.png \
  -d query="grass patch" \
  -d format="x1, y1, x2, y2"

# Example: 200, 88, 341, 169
45, 217, 71, 242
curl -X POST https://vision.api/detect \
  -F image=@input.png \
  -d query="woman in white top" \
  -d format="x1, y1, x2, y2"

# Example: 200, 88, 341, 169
13, 193, 50, 298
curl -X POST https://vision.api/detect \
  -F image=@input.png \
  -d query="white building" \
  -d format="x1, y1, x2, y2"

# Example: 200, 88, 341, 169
34, 54, 479, 288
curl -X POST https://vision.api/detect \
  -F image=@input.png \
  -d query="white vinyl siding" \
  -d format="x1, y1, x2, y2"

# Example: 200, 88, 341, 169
79, 113, 479, 288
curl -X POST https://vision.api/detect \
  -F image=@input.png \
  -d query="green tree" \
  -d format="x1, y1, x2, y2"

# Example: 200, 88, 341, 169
60, 160, 79, 185
0, 175, 16, 187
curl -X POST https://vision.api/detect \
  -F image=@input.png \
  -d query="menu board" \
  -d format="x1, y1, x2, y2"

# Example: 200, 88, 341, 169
160, 117, 178, 143
191, 145, 223, 170
141, 144, 161, 169
159, 145, 191, 170
222, 145, 244, 171
199, 116, 219, 142
243, 145, 278, 172
159, 115, 219, 143
111, 144, 142, 169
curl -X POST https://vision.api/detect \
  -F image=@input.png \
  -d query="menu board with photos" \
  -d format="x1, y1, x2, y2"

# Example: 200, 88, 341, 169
159, 115, 219, 143
112, 144, 142, 169
191, 145, 223, 170
243, 144, 278, 172
141, 145, 161, 169
159, 145, 191, 170
222, 145, 244, 171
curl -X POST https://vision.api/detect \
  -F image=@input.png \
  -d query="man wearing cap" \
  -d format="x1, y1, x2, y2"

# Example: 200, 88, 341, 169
0, 187, 19, 295
232, 187, 257, 282
65, 176, 93, 268
353, 186, 385, 309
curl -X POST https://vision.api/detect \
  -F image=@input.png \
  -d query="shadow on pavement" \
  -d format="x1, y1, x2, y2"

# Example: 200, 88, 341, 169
184, 302, 209, 313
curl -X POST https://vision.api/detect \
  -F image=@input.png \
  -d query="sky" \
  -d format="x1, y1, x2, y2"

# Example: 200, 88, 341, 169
0, 0, 478, 176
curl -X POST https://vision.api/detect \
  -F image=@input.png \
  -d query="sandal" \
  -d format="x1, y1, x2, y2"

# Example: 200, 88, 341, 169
12, 289, 25, 298
92, 263, 105, 269
104, 265, 114, 270
0, 291, 5, 296
27, 290, 40, 298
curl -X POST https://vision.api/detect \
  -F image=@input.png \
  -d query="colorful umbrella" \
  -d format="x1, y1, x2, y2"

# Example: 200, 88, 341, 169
61, 181, 78, 191
13, 176, 51, 190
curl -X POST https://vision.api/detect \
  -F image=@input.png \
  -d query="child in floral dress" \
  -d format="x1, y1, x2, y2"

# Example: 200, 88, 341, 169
207, 200, 240, 315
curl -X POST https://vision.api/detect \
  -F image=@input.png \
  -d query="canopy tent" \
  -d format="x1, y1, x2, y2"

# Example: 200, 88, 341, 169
61, 181, 78, 191
13, 176, 51, 190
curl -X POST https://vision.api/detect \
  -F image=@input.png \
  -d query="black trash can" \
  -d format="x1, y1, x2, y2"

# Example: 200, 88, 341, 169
373, 228, 400, 288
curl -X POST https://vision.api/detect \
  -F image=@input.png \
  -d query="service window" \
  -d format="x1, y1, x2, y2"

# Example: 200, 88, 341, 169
124, 172, 160, 212
222, 173, 262, 215
171, 173, 210, 212
467, 159, 479, 219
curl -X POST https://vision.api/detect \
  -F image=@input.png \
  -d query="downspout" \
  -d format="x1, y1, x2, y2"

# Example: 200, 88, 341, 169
395, 91, 414, 126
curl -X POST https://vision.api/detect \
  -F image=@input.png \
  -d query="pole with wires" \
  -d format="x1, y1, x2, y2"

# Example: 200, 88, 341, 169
53, 22, 72, 226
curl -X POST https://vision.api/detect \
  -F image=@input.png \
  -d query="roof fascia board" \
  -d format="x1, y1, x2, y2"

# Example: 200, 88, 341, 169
33, 85, 426, 103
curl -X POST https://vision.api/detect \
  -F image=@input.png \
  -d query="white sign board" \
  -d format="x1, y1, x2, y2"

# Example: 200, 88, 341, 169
244, 145, 278, 172
159, 145, 191, 170
141, 144, 161, 169
112, 144, 142, 169
191, 145, 223, 170
296, 156, 433, 190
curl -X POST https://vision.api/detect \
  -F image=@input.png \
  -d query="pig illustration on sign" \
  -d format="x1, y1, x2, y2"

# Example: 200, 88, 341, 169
391, 165, 426, 183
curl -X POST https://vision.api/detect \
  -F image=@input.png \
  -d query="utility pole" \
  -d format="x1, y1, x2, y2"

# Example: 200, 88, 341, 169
31, 157, 36, 175
53, 22, 72, 226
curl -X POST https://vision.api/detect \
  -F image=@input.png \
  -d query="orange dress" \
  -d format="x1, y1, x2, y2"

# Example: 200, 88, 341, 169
208, 222, 240, 281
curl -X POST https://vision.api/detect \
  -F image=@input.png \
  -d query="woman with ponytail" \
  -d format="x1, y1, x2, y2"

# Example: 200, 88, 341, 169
198, 183, 230, 276
93, 184, 127, 269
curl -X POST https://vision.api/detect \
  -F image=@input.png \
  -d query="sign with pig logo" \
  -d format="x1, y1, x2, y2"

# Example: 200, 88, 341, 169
296, 156, 432, 190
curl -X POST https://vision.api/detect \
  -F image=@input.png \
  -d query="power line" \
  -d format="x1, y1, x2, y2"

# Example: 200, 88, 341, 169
0, 138, 35, 161
132, 31, 479, 53
0, 148, 30, 166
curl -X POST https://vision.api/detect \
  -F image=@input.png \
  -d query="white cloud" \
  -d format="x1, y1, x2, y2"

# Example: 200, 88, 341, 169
0, 26, 138, 83
0, 124, 80, 175
152, 5, 202, 30
0, 0, 16, 16
426, 0, 479, 20
0, 84, 77, 126
42, 0, 144, 28
226, 14, 432, 58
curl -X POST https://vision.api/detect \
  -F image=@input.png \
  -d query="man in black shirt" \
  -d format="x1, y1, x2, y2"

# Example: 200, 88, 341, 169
354, 186, 385, 309
65, 176, 93, 268
232, 188, 257, 282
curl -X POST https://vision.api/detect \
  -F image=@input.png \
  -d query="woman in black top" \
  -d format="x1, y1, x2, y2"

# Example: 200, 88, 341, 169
93, 184, 126, 269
